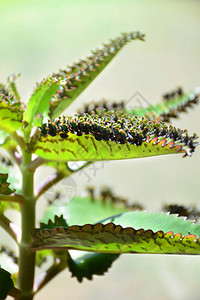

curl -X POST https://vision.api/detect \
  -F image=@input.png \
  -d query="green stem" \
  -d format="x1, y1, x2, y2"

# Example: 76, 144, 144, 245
34, 257, 69, 293
35, 172, 65, 200
11, 132, 26, 150
35, 161, 90, 200
0, 213, 19, 244
0, 194, 24, 203
27, 157, 46, 173
18, 151, 36, 300
9, 287, 23, 299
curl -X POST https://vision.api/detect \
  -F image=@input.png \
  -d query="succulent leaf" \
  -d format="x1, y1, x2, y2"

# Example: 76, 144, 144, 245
0, 94, 24, 134
0, 131, 9, 146
128, 87, 200, 121
40, 215, 69, 230
0, 267, 14, 299
68, 252, 119, 282
41, 188, 140, 227
23, 32, 144, 129
0, 158, 20, 197
78, 87, 200, 122
0, 201, 19, 215
0, 173, 15, 195
32, 211, 200, 254
0, 170, 20, 214
0, 171, 19, 215
23, 76, 61, 128
50, 32, 145, 118
7, 74, 21, 101
0, 84, 9, 97
31, 111, 197, 161
163, 204, 200, 222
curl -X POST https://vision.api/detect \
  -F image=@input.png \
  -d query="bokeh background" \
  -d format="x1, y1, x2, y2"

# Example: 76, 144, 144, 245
0, 0, 200, 299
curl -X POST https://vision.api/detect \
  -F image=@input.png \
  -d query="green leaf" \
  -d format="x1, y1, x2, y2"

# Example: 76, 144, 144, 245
7, 74, 21, 101
0, 159, 21, 213
0, 84, 9, 97
31, 111, 197, 161
0, 201, 19, 214
79, 87, 200, 122
163, 204, 200, 223
0, 171, 19, 215
50, 32, 145, 119
23, 76, 61, 128
0, 267, 14, 299
41, 190, 130, 280
0, 94, 24, 135
41, 195, 129, 226
0, 131, 9, 146
23, 32, 144, 129
102, 211, 200, 235
126, 88, 200, 121
32, 212, 200, 255
68, 252, 119, 282
0, 174, 15, 195
0, 159, 20, 194
41, 215, 69, 229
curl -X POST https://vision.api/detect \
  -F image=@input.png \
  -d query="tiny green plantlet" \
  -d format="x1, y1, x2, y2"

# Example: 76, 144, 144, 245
0, 31, 200, 299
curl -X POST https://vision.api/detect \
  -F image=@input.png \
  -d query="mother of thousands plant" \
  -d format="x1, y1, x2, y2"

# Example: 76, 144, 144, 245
0, 31, 200, 300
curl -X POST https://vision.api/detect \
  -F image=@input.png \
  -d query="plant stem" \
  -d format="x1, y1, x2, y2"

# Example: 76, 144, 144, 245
9, 287, 23, 299
35, 161, 90, 200
18, 151, 36, 300
11, 132, 26, 150
0, 194, 24, 203
35, 172, 66, 200
27, 157, 46, 173
34, 256, 69, 293
0, 213, 19, 244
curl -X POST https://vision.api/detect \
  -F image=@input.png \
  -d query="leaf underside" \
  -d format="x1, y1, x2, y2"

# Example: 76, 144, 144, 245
31, 111, 197, 161
41, 190, 134, 281
32, 212, 200, 255
68, 252, 119, 282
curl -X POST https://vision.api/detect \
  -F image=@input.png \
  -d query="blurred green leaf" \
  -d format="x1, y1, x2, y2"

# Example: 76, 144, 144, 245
126, 88, 200, 121
0, 267, 14, 300
81, 88, 200, 122
68, 252, 119, 282
41, 194, 129, 226
7, 74, 21, 101
0, 131, 9, 146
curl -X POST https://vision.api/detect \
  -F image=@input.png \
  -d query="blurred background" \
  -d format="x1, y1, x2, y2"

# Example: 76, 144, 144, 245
0, 0, 200, 299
